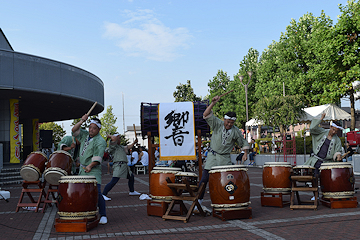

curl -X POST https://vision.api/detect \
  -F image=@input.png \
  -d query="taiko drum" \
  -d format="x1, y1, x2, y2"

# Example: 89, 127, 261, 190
319, 162, 355, 199
57, 175, 98, 220
149, 167, 181, 201
262, 162, 292, 193
209, 165, 250, 209
44, 150, 73, 185
20, 151, 48, 181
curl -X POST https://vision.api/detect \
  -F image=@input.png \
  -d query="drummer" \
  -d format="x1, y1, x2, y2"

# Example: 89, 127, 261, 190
197, 95, 250, 206
304, 112, 343, 176
102, 134, 141, 201
72, 115, 108, 224
57, 136, 80, 174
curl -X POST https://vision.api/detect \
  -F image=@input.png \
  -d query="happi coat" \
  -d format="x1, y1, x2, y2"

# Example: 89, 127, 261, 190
204, 112, 250, 170
108, 141, 131, 179
304, 118, 342, 167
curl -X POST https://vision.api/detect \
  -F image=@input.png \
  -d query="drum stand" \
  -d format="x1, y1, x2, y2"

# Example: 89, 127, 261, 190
147, 199, 172, 217
54, 215, 100, 232
162, 177, 206, 223
16, 180, 46, 213
261, 192, 290, 208
320, 196, 358, 209
212, 207, 252, 221
290, 175, 318, 210
42, 184, 58, 213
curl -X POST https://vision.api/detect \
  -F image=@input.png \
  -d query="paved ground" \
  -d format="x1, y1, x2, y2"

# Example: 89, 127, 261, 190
1, 163, 360, 240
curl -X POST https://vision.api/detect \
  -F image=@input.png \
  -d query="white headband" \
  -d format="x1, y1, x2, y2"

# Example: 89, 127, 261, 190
90, 119, 101, 129
113, 133, 120, 137
224, 115, 237, 121
331, 122, 344, 130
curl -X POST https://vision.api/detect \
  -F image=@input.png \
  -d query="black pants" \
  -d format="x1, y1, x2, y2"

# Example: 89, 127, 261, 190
198, 169, 209, 200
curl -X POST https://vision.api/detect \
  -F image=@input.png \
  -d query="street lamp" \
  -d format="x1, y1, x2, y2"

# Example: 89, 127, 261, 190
238, 71, 253, 122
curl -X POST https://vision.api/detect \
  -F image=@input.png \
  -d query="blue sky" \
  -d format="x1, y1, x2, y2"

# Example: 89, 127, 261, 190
0, 0, 352, 134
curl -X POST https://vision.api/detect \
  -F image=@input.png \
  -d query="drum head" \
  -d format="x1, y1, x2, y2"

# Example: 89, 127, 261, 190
210, 165, 246, 170
152, 167, 182, 171
175, 172, 198, 177
320, 162, 353, 170
59, 175, 97, 184
44, 170, 67, 185
293, 165, 315, 169
264, 162, 292, 166
20, 167, 39, 181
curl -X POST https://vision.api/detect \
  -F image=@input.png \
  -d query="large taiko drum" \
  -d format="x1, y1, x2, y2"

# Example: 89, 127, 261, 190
319, 162, 355, 199
175, 172, 198, 185
262, 162, 292, 193
57, 175, 98, 220
20, 152, 48, 181
209, 165, 250, 209
149, 167, 181, 201
44, 150, 73, 185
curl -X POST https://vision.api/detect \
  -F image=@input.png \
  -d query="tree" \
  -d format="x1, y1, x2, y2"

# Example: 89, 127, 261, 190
100, 105, 118, 139
71, 114, 99, 129
39, 122, 66, 148
253, 95, 306, 136
173, 80, 202, 102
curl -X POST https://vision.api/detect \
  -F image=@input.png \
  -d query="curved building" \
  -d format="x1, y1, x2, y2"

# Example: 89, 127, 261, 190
0, 29, 104, 165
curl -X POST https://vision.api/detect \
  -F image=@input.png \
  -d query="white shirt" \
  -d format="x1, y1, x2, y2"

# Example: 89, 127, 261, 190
140, 151, 149, 166
130, 151, 138, 165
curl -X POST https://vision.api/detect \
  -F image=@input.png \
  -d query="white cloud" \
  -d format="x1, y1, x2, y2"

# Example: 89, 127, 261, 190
103, 9, 192, 62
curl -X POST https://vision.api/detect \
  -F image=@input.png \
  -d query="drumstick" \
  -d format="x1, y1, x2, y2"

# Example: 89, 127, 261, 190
87, 102, 98, 116
339, 151, 350, 160
133, 124, 137, 140
219, 89, 234, 98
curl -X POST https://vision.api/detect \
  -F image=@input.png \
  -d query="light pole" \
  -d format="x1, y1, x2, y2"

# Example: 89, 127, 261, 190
238, 71, 253, 122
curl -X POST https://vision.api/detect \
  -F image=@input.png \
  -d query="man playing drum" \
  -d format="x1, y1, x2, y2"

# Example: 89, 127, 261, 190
57, 135, 80, 174
72, 115, 108, 224
102, 134, 141, 201
197, 95, 250, 207
304, 112, 343, 175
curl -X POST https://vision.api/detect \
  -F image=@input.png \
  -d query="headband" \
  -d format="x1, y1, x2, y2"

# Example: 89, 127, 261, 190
331, 122, 344, 130
113, 133, 120, 137
90, 119, 101, 129
224, 115, 237, 121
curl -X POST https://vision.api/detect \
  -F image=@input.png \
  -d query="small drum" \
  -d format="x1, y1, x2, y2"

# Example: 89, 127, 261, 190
57, 175, 98, 220
293, 165, 315, 176
149, 167, 181, 201
44, 150, 73, 185
175, 172, 198, 186
209, 165, 250, 210
262, 162, 292, 193
20, 152, 48, 181
319, 162, 355, 199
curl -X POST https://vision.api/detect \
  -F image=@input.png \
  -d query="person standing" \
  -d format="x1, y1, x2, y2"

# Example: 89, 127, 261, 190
102, 134, 141, 201
246, 129, 252, 144
57, 135, 80, 174
129, 147, 139, 173
248, 139, 259, 166
72, 115, 107, 224
197, 95, 250, 206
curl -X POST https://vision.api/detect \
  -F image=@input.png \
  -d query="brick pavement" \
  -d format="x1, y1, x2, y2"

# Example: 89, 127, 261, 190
0, 163, 359, 240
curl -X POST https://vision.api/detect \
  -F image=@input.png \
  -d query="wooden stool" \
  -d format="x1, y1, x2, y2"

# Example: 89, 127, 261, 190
54, 215, 100, 232
147, 199, 170, 217
162, 177, 206, 223
16, 180, 46, 212
320, 196, 358, 209
213, 207, 252, 221
42, 184, 58, 213
290, 175, 318, 210
261, 192, 290, 208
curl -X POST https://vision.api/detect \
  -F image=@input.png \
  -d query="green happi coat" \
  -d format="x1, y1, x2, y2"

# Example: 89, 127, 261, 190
108, 141, 132, 178
72, 128, 106, 184
57, 135, 78, 173
204, 112, 250, 170
304, 118, 343, 167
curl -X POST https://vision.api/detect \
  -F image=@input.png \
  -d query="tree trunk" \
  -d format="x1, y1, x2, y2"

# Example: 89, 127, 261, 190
350, 88, 355, 131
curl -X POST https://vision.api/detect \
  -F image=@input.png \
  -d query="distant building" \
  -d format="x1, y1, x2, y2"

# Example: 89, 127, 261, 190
125, 125, 148, 149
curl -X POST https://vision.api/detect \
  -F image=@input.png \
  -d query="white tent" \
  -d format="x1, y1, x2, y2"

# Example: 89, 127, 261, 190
245, 118, 264, 126
303, 104, 351, 122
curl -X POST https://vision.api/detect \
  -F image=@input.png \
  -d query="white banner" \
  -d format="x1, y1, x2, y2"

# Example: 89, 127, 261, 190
158, 102, 196, 160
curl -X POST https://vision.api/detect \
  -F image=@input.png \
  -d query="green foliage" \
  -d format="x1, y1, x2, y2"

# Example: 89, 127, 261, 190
71, 114, 99, 129
39, 122, 66, 148
173, 80, 202, 102
100, 105, 118, 139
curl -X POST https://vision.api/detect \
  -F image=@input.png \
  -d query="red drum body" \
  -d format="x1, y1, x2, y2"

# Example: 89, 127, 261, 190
293, 165, 315, 176
20, 152, 48, 181
57, 176, 98, 220
262, 162, 292, 193
44, 150, 73, 185
175, 172, 198, 185
209, 165, 250, 209
149, 167, 181, 201
320, 162, 355, 199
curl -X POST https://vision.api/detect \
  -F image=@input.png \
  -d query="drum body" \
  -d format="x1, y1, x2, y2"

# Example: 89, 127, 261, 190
20, 152, 48, 181
175, 172, 198, 185
320, 162, 355, 199
44, 150, 73, 185
149, 167, 181, 201
57, 176, 98, 220
209, 165, 250, 209
293, 165, 315, 176
262, 162, 292, 193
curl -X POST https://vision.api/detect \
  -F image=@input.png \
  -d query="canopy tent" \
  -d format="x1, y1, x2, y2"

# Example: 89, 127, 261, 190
245, 118, 265, 126
303, 104, 351, 122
